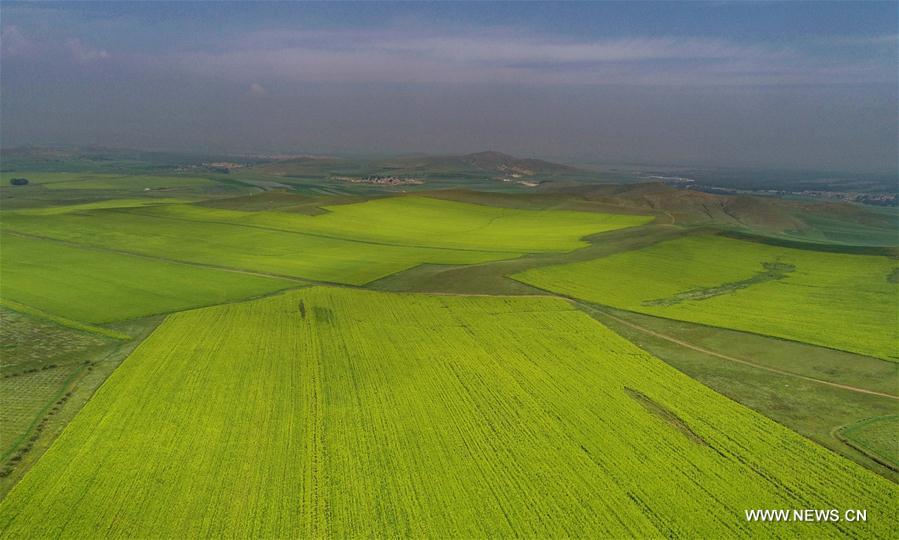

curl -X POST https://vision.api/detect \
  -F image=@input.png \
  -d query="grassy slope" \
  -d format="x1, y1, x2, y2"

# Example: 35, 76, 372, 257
0, 288, 895, 538
42, 175, 214, 191
127, 195, 652, 252
0, 232, 299, 324
837, 416, 899, 469
1, 211, 510, 285
1, 197, 648, 285
515, 234, 898, 360
370, 224, 687, 295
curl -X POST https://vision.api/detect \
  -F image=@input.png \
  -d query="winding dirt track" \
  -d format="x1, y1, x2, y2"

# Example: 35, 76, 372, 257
591, 307, 899, 401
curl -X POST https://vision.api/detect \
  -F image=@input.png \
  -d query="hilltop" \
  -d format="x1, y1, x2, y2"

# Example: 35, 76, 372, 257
251, 151, 592, 184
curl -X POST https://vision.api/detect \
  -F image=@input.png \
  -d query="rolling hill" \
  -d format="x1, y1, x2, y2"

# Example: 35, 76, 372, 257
251, 151, 592, 183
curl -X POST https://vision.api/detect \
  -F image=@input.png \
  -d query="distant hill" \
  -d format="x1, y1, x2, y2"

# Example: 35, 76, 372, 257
373, 151, 581, 176
426, 182, 898, 248
251, 151, 592, 184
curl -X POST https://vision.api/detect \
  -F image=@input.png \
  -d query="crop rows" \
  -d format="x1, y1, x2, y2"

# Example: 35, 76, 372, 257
0, 288, 894, 537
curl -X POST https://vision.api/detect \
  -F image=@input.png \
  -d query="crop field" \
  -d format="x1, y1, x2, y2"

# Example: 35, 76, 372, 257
1, 366, 79, 457
0, 287, 894, 538
0, 197, 649, 285
0, 232, 298, 324
130, 195, 653, 252
515, 234, 898, 360
0, 308, 117, 467
0, 308, 113, 375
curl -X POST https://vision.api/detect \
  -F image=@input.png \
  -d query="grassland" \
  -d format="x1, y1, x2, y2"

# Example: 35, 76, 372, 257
838, 416, 899, 470
0, 287, 894, 538
1, 172, 121, 185
1, 196, 649, 285
0, 232, 298, 324
585, 306, 899, 480
1, 171, 215, 190
515, 234, 898, 360
42, 175, 214, 191
10, 198, 192, 215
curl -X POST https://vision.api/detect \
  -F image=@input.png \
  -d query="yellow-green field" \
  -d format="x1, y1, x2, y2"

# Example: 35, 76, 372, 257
131, 195, 652, 252
0, 288, 893, 538
1, 196, 649, 285
514, 235, 898, 360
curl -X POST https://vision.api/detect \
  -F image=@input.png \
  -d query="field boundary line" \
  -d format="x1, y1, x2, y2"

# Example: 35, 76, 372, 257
832, 415, 899, 472
588, 306, 899, 401
0, 300, 131, 341
113, 207, 531, 255
2, 229, 315, 284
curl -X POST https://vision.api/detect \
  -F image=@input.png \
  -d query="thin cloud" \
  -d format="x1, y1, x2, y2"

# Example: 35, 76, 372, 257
167, 29, 888, 86
248, 82, 268, 97
66, 38, 110, 63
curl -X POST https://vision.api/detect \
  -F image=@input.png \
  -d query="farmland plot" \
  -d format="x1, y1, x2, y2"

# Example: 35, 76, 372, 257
131, 195, 654, 252
0, 288, 893, 538
1, 197, 648, 285
0, 232, 297, 324
515, 235, 899, 360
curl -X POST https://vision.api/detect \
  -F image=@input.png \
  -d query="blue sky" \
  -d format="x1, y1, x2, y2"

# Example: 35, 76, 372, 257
1, 1, 896, 171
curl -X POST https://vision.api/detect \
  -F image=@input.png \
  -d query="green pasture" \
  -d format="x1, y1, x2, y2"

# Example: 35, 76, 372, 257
0, 232, 297, 324
128, 195, 652, 252
1, 172, 116, 186
0, 288, 894, 538
515, 234, 899, 360
0, 171, 216, 190
11, 198, 192, 216
839, 416, 899, 469
0, 211, 508, 285
1, 197, 648, 285
43, 175, 214, 191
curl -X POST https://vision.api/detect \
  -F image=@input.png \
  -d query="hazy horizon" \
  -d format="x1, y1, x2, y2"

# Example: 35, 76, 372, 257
2, 1, 897, 173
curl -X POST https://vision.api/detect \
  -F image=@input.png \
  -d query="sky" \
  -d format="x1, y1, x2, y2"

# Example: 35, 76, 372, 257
1, 1, 896, 172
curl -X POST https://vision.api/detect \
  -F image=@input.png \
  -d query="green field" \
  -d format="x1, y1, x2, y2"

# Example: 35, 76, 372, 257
1, 171, 214, 189
838, 416, 899, 469
0, 288, 894, 538
1, 367, 80, 457
10, 198, 193, 215
515, 234, 898, 360
42, 175, 215, 191
0, 232, 298, 324
131, 196, 652, 252
1, 172, 122, 186
1, 197, 649, 285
